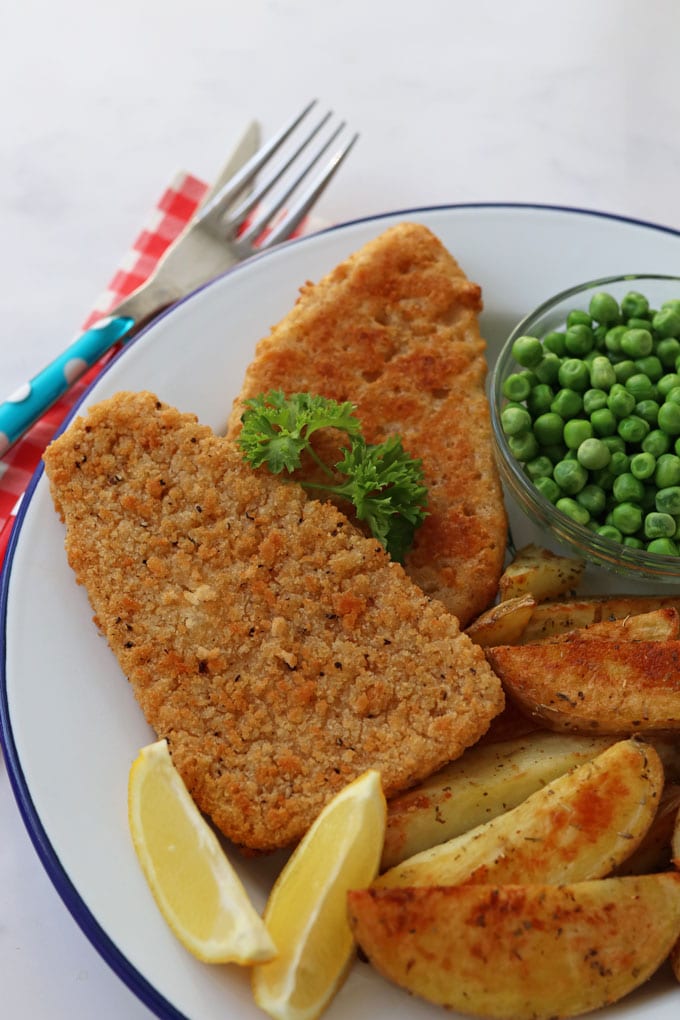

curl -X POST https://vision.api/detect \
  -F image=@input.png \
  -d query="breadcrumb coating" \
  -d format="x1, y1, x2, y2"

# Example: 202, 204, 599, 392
44, 391, 504, 851
228, 221, 507, 625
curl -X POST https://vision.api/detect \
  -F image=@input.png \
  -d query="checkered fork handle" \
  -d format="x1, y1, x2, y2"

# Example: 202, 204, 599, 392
0, 172, 210, 566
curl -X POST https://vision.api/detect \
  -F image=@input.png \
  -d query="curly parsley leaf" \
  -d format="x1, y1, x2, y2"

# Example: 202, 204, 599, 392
238, 391, 428, 561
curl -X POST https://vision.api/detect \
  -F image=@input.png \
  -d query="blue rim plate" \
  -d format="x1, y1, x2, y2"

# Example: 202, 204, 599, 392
3, 203, 680, 1020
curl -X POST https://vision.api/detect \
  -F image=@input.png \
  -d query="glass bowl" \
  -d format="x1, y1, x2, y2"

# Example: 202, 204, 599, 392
490, 273, 680, 582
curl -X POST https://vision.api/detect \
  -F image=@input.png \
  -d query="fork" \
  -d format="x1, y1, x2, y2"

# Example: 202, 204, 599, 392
0, 100, 358, 456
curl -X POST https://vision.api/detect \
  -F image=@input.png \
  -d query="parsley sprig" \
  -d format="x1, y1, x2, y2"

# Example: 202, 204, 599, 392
238, 391, 428, 562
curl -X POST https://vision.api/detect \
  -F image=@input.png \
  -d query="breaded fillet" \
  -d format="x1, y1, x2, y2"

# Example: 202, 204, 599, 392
44, 391, 504, 852
228, 222, 507, 626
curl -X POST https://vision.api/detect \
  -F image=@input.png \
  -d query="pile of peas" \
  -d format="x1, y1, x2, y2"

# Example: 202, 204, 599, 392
501, 288, 680, 557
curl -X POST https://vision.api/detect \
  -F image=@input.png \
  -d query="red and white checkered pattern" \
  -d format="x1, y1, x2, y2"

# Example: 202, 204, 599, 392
0, 172, 210, 566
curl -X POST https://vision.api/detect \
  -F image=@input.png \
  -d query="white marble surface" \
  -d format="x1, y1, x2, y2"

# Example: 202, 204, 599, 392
2, 1, 680, 1017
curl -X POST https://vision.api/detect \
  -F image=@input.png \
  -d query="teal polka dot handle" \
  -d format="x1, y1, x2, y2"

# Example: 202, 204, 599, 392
0, 315, 134, 456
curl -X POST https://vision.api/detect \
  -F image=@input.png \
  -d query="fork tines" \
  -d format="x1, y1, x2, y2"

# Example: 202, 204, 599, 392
197, 100, 358, 253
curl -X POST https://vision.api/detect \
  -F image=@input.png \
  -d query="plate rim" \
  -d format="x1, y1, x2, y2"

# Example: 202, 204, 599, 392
3, 199, 680, 1020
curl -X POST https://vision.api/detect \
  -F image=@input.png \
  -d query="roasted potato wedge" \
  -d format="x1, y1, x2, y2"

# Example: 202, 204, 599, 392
498, 543, 585, 602
488, 639, 680, 734
348, 874, 680, 1020
465, 593, 536, 647
520, 594, 680, 643
382, 732, 613, 869
376, 739, 663, 888
543, 606, 680, 644
615, 783, 680, 875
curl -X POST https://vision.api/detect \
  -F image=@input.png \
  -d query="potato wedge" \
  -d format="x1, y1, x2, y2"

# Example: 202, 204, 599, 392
498, 543, 585, 602
488, 639, 680, 734
520, 594, 680, 643
465, 593, 536, 647
382, 732, 613, 869
543, 606, 680, 644
348, 874, 680, 1020
377, 739, 662, 888
615, 783, 680, 875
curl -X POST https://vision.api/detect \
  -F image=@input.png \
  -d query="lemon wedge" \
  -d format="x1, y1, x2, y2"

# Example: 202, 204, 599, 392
252, 769, 386, 1020
128, 738, 276, 965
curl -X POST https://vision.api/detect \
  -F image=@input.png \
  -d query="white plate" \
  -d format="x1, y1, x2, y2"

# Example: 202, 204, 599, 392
2, 204, 680, 1020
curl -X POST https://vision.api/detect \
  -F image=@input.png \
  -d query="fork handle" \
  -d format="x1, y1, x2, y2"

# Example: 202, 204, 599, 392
0, 315, 135, 456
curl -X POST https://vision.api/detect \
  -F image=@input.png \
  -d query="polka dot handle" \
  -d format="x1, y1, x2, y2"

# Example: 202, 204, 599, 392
0, 315, 135, 456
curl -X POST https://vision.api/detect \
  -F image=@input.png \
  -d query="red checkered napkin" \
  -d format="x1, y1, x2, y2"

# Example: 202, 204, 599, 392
0, 172, 210, 565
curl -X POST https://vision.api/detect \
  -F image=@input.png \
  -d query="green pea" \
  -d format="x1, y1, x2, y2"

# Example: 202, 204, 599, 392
590, 407, 618, 437
654, 453, 680, 488
610, 451, 631, 476
612, 472, 645, 504
576, 484, 606, 515
551, 389, 583, 419
553, 459, 588, 494
658, 400, 680, 435
613, 360, 637, 384
644, 512, 676, 539
503, 373, 532, 401
621, 291, 649, 318
567, 309, 592, 328
642, 429, 672, 457
533, 411, 565, 446
620, 328, 653, 358
543, 331, 566, 356
635, 400, 660, 425
589, 291, 620, 324
557, 359, 590, 392
588, 356, 616, 391
653, 306, 680, 338
534, 475, 561, 503
512, 335, 544, 368
647, 537, 679, 556
564, 419, 593, 450
597, 524, 623, 542
657, 373, 680, 398
525, 455, 554, 480
617, 415, 650, 444
656, 485, 680, 515
576, 437, 611, 470
607, 384, 636, 419
623, 536, 645, 549
626, 317, 653, 331
527, 383, 555, 416
583, 388, 608, 415
508, 432, 539, 462
555, 497, 590, 526
611, 501, 643, 535
591, 465, 615, 491
533, 353, 561, 385
641, 484, 658, 511
665, 386, 680, 406
633, 355, 663, 382
501, 404, 532, 436
564, 324, 594, 356
604, 325, 627, 355
630, 451, 656, 480
601, 435, 626, 454
625, 373, 655, 402
656, 338, 680, 368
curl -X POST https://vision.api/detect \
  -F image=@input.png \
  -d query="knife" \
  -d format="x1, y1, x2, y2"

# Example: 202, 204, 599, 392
0, 122, 261, 457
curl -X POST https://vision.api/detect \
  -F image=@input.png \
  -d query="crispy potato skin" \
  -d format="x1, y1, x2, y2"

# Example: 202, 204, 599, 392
520, 595, 680, 644
377, 739, 664, 888
348, 875, 680, 1020
382, 732, 613, 869
488, 639, 680, 734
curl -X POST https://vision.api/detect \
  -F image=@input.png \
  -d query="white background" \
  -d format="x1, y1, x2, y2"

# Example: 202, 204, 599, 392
2, 1, 680, 1017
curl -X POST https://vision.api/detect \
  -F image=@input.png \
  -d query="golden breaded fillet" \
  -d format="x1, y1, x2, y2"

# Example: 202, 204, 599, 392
44, 391, 504, 852
228, 222, 507, 626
